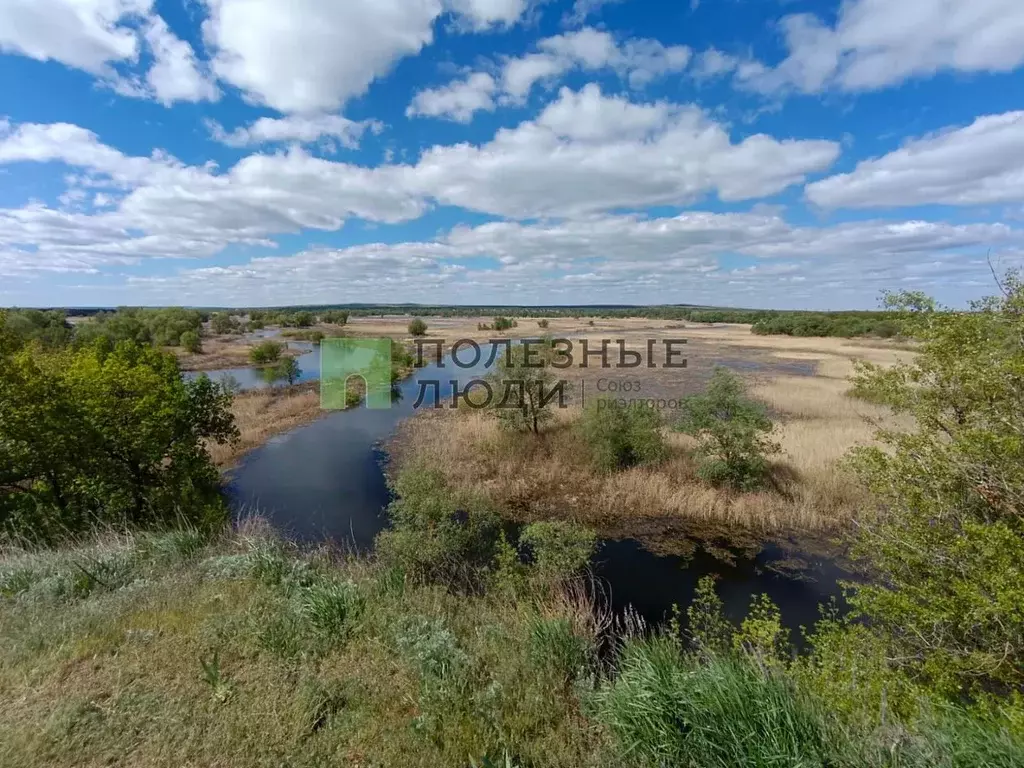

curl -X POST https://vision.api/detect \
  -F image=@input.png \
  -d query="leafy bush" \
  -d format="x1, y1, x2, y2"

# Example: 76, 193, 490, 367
72, 307, 204, 348
376, 468, 500, 586
493, 316, 515, 332
249, 340, 284, 364
675, 367, 779, 490
4, 309, 73, 348
180, 330, 202, 353
537, 319, 550, 329
408, 318, 428, 336
319, 310, 349, 325
578, 401, 665, 471
262, 357, 300, 385
520, 520, 596, 582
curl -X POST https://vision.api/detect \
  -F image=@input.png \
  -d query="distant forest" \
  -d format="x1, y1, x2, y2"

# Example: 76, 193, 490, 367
12, 304, 903, 340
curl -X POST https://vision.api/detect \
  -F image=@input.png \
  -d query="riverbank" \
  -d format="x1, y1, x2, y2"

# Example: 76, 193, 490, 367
209, 381, 325, 470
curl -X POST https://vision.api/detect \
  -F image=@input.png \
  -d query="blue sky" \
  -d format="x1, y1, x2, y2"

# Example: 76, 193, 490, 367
1, 0, 1023, 309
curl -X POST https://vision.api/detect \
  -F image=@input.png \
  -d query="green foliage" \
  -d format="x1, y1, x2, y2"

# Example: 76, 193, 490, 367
844, 278, 1024, 698
487, 342, 558, 434
528, 616, 592, 682
319, 310, 349, 325
0, 339, 238, 541
298, 579, 365, 638
74, 307, 204, 348
290, 311, 314, 328
536, 319, 550, 329
595, 635, 831, 768
408, 318, 428, 336
686, 576, 733, 655
261, 356, 300, 385
179, 330, 202, 353
675, 367, 780, 490
751, 311, 901, 338
492, 316, 516, 332
3, 309, 73, 348
249, 339, 284, 365
209, 312, 239, 335
376, 468, 500, 586
519, 521, 596, 582
578, 401, 665, 471
733, 593, 789, 660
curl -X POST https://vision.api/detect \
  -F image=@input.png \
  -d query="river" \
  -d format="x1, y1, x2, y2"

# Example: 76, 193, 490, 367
225, 342, 848, 638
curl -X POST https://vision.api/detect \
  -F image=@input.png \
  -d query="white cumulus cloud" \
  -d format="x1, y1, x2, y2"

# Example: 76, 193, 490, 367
739, 0, 1024, 94
201, 0, 444, 113
807, 111, 1024, 208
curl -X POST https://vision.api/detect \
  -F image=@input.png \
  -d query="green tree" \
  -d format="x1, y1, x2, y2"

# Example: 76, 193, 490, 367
492, 316, 514, 332
249, 340, 284, 365
320, 310, 349, 325
292, 311, 314, 328
210, 312, 238, 335
408, 318, 428, 336
0, 337, 238, 540
4, 309, 73, 348
487, 342, 558, 434
844, 279, 1024, 697
264, 357, 300, 386
180, 330, 202, 353
675, 367, 779, 490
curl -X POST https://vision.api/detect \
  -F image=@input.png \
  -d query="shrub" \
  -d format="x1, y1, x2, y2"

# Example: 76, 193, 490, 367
376, 468, 500, 586
408, 318, 428, 336
180, 330, 202, 353
249, 340, 284, 365
528, 616, 593, 682
262, 357, 300, 385
520, 520, 596, 582
675, 367, 779, 490
537, 319, 550, 329
492, 316, 514, 332
577, 401, 665, 471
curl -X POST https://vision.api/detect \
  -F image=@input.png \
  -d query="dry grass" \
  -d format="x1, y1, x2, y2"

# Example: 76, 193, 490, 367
208, 384, 323, 469
172, 334, 304, 372
393, 407, 866, 552
389, 327, 911, 552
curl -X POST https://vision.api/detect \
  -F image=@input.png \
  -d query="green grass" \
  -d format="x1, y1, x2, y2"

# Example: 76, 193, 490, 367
2, 524, 1022, 767
0, 527, 607, 767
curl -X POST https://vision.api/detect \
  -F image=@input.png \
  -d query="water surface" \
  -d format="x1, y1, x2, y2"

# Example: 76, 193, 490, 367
227, 345, 848, 636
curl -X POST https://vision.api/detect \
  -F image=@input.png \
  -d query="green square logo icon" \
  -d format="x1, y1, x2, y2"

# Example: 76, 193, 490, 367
321, 338, 394, 409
